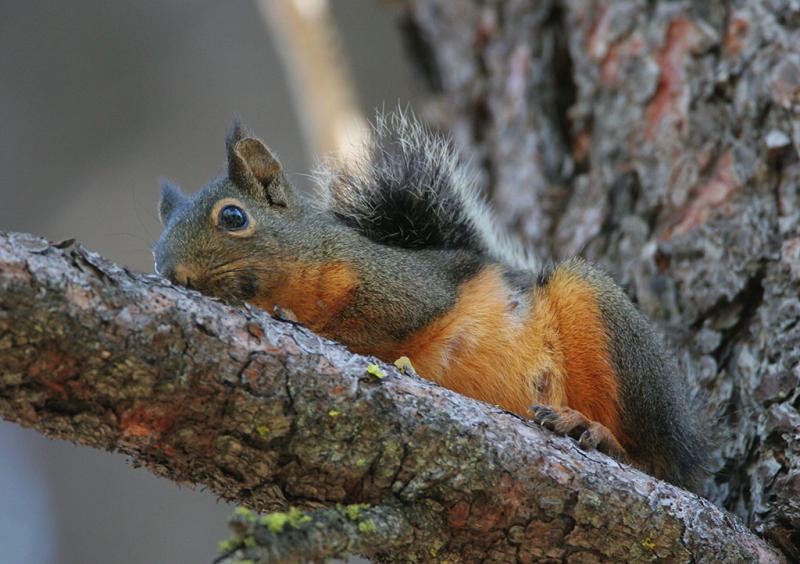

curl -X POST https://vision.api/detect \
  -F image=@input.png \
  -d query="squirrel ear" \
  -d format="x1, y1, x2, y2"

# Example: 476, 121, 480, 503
228, 137, 292, 207
159, 179, 186, 225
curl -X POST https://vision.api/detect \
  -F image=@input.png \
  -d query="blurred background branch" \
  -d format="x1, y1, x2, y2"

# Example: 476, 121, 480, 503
257, 0, 369, 160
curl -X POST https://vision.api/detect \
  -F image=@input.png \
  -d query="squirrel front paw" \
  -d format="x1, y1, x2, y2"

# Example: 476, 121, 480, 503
530, 405, 628, 463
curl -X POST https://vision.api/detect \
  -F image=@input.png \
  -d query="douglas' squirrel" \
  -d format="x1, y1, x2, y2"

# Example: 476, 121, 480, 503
154, 112, 707, 490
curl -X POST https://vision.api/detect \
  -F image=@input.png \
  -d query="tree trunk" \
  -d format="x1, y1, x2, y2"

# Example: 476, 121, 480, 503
403, 0, 800, 559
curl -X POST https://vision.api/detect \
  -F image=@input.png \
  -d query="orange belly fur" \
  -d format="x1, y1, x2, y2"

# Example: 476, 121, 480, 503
378, 264, 626, 445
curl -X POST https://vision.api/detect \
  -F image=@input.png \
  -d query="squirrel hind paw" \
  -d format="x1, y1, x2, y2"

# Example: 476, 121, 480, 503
530, 405, 628, 463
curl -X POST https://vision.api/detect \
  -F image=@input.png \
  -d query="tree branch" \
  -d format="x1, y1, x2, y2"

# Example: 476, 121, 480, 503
0, 232, 783, 562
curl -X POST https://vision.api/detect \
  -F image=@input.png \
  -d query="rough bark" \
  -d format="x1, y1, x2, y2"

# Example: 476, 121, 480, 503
403, 0, 800, 559
0, 232, 784, 561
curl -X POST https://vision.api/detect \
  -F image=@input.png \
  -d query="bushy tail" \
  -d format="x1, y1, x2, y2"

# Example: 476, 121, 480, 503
313, 109, 532, 269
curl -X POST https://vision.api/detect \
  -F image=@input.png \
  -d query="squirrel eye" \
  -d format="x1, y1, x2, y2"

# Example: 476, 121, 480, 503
218, 205, 249, 231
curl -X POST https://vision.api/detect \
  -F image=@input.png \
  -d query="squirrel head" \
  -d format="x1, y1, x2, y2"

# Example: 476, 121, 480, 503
154, 119, 307, 305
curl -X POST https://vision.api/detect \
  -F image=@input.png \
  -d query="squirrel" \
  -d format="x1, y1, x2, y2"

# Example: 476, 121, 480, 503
154, 111, 707, 490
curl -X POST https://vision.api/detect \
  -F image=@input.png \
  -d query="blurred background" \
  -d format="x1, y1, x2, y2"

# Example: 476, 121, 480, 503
0, 1, 418, 561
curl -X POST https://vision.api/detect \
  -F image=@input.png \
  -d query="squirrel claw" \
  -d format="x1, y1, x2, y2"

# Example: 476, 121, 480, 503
529, 406, 561, 429
530, 405, 628, 463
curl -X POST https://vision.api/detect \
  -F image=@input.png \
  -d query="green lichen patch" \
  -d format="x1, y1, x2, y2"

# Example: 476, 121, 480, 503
393, 356, 414, 373
217, 538, 240, 554
233, 506, 256, 522
342, 503, 371, 521
366, 363, 386, 379
358, 519, 377, 533
258, 507, 312, 533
